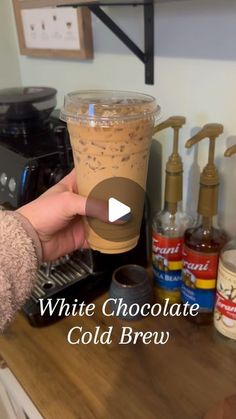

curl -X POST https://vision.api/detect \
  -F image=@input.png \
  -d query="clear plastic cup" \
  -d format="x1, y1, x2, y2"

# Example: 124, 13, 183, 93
60, 90, 160, 254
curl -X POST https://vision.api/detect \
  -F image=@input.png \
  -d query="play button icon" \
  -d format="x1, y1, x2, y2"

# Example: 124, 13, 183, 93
108, 197, 131, 223
85, 176, 146, 244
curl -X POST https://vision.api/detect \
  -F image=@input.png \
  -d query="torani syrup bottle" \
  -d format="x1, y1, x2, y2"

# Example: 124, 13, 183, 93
181, 124, 228, 324
214, 145, 236, 339
152, 116, 193, 304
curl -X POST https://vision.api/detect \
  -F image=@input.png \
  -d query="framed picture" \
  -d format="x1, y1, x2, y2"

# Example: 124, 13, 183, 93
12, 0, 93, 59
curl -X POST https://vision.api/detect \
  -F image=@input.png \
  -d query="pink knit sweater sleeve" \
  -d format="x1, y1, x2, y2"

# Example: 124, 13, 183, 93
0, 210, 42, 332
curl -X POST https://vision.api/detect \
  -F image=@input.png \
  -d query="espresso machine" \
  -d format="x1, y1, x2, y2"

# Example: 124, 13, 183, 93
0, 87, 150, 326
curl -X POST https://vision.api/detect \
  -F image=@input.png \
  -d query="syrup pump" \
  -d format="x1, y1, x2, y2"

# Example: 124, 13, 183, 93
224, 144, 236, 157
152, 116, 193, 304
181, 124, 228, 324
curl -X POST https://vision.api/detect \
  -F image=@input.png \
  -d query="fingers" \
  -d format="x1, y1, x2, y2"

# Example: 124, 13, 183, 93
62, 192, 108, 223
86, 197, 108, 222
58, 169, 78, 194
62, 191, 87, 218
64, 192, 127, 225
42, 169, 78, 199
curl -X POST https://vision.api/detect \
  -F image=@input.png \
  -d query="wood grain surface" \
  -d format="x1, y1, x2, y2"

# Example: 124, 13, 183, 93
0, 293, 236, 419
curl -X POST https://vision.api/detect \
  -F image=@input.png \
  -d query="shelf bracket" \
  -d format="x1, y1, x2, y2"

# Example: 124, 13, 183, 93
62, 2, 154, 84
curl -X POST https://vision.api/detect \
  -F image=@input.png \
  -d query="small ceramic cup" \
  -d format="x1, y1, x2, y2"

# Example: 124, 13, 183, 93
108, 264, 153, 320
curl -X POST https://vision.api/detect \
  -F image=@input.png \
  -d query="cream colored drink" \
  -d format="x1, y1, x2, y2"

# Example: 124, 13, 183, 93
60, 90, 160, 253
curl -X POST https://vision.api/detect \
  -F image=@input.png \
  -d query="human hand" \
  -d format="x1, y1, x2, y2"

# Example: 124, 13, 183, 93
17, 170, 106, 262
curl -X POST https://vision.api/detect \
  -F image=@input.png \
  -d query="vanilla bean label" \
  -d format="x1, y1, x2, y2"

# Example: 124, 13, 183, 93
214, 257, 236, 340
152, 232, 183, 291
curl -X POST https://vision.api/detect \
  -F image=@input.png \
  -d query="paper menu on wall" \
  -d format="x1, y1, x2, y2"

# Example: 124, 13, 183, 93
21, 7, 81, 50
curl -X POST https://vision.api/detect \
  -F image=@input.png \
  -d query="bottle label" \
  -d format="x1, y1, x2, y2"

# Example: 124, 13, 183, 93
181, 245, 219, 311
214, 258, 236, 340
152, 232, 183, 290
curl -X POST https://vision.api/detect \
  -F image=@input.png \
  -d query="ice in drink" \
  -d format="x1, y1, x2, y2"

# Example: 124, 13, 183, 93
60, 90, 160, 253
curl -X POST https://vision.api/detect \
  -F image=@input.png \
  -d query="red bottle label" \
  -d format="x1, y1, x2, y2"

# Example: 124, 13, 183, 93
181, 245, 219, 310
152, 232, 183, 290
215, 292, 236, 320
182, 245, 218, 283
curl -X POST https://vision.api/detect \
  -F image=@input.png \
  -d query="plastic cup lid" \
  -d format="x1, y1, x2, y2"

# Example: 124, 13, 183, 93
60, 90, 160, 123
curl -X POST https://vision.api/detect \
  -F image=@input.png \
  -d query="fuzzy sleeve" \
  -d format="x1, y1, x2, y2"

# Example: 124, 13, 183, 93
0, 210, 42, 332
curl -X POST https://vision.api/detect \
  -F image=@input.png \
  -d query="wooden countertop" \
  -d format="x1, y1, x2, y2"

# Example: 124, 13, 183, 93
0, 293, 236, 419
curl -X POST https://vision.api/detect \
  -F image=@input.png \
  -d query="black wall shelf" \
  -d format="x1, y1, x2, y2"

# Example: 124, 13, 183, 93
59, 1, 154, 84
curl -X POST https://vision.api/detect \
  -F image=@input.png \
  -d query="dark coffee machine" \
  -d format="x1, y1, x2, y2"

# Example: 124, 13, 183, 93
0, 87, 150, 326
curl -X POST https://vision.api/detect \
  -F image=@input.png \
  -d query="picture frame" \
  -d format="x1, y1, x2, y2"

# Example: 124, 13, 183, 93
12, 0, 94, 59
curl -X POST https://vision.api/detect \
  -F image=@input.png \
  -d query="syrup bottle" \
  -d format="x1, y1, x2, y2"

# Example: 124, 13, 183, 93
181, 124, 228, 324
214, 145, 236, 339
152, 116, 193, 304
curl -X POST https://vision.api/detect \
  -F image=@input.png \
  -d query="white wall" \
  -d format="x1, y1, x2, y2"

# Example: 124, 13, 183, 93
0, 0, 21, 88
6, 0, 236, 236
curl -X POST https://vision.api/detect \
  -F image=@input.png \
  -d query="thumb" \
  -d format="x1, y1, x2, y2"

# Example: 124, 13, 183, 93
62, 191, 108, 222
61, 191, 86, 219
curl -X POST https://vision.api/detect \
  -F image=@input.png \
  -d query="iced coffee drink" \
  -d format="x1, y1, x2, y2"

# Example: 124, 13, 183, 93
60, 90, 159, 254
